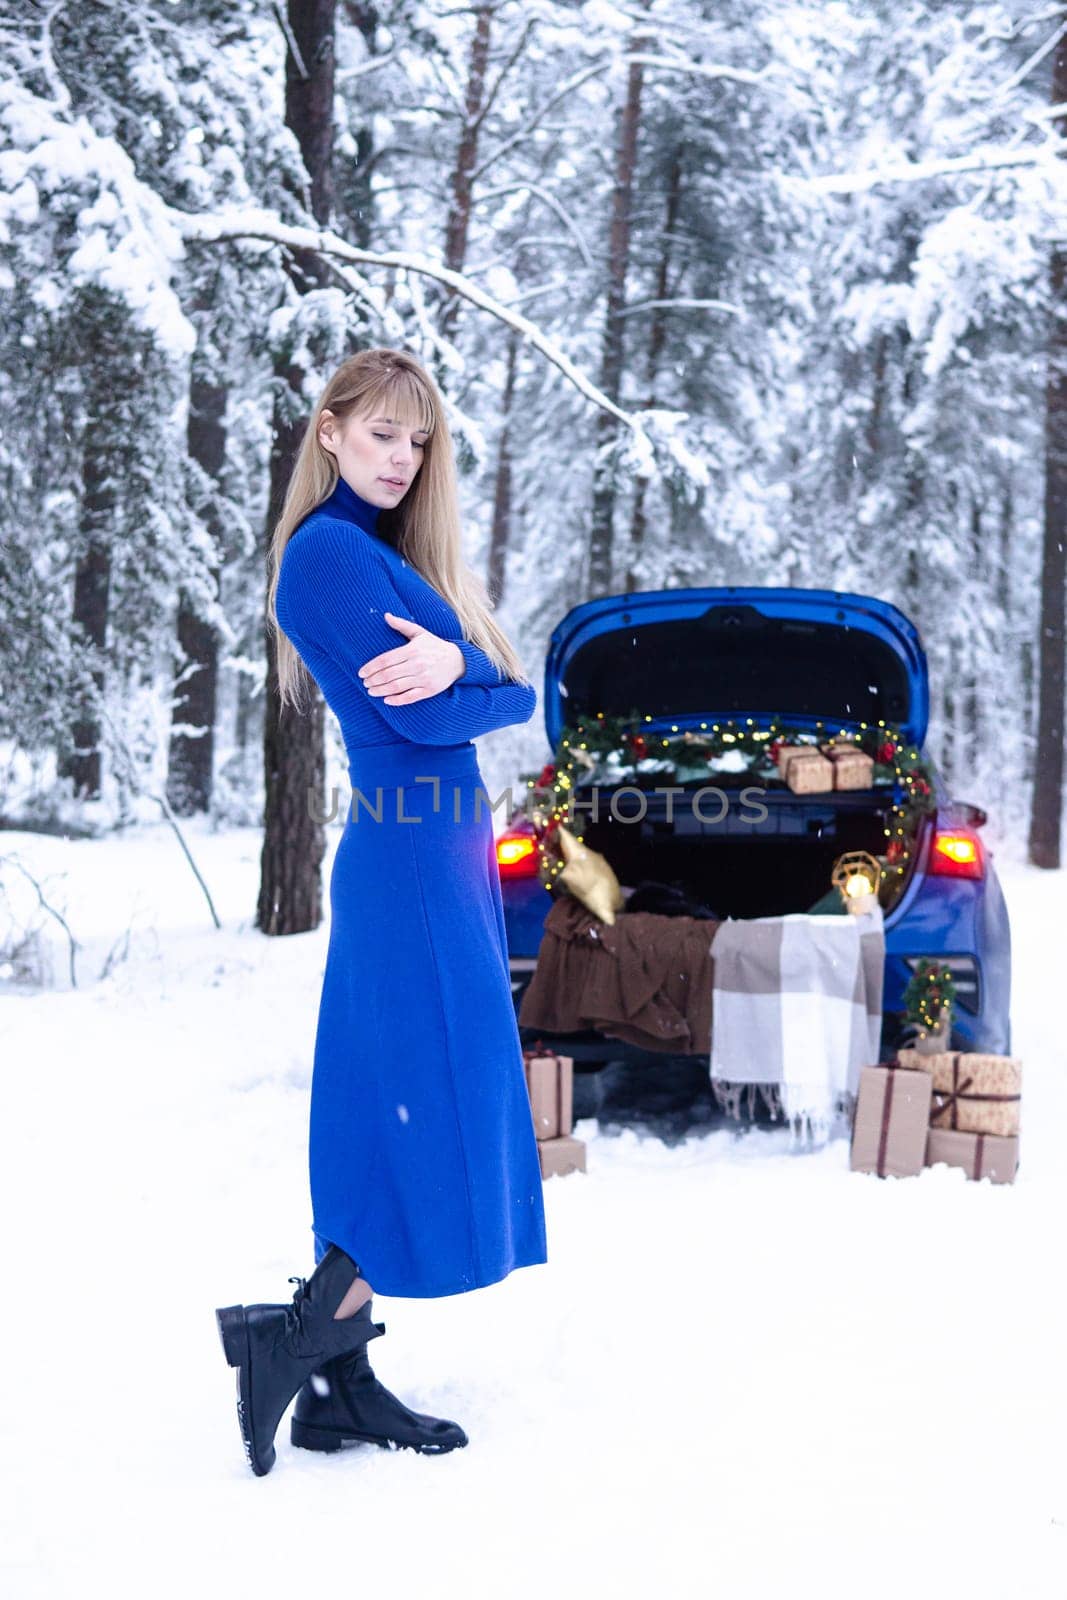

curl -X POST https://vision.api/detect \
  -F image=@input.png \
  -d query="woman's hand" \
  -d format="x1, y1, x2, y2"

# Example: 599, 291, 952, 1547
358, 613, 465, 704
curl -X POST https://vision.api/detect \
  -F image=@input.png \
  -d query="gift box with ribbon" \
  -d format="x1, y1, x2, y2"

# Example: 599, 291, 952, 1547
538, 1134, 587, 1180
784, 750, 835, 794
819, 745, 875, 791
850, 1062, 934, 1178
926, 1127, 1019, 1185
774, 743, 817, 780
896, 1049, 1021, 1138
522, 1042, 574, 1142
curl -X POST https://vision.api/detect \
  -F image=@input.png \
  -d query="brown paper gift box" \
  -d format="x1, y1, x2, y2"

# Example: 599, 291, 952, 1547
925, 1128, 1019, 1185
522, 1049, 574, 1141
785, 751, 835, 794
819, 746, 874, 791
538, 1134, 586, 1179
896, 1049, 1021, 1138
850, 1064, 933, 1178
775, 744, 819, 779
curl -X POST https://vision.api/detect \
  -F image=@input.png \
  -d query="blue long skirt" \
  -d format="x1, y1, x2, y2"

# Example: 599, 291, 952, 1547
308, 739, 548, 1297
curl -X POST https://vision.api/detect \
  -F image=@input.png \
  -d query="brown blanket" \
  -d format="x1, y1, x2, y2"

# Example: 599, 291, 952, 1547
518, 892, 721, 1055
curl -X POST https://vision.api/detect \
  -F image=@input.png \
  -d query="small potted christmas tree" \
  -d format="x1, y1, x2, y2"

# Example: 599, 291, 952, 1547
902, 958, 957, 1053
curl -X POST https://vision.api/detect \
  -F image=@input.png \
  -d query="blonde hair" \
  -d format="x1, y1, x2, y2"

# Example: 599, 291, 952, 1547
268, 347, 533, 711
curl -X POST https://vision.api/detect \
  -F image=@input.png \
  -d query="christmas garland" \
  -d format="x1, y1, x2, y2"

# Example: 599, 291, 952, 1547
519, 710, 938, 909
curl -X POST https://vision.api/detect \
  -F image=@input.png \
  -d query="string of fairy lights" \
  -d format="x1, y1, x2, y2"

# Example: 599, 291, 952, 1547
521, 710, 938, 907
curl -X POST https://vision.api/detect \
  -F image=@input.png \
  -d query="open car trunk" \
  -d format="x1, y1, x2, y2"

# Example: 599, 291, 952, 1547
577, 782, 913, 921
544, 589, 930, 750
543, 587, 932, 920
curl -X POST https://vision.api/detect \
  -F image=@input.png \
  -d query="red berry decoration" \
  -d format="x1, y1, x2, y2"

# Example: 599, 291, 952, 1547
886, 838, 905, 863
536, 763, 556, 788
876, 741, 896, 764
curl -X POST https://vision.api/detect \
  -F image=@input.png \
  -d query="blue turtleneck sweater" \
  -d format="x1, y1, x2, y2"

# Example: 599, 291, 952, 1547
322, 474, 391, 545
275, 474, 536, 752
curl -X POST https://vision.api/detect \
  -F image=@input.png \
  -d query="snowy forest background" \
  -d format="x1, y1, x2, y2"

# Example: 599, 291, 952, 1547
2, 0, 1066, 924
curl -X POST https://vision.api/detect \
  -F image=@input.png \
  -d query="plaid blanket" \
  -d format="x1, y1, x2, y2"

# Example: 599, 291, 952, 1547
709, 903, 886, 1141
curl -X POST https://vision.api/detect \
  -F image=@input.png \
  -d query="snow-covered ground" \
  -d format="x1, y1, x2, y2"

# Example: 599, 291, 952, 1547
1, 822, 1063, 1599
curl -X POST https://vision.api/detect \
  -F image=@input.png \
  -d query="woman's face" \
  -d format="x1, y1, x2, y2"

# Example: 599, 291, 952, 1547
318, 405, 429, 508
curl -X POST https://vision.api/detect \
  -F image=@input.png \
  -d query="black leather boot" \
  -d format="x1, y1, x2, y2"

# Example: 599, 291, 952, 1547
290, 1300, 468, 1456
216, 1245, 385, 1476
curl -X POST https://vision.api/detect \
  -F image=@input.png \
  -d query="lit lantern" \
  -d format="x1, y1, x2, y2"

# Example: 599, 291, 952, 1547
831, 850, 883, 915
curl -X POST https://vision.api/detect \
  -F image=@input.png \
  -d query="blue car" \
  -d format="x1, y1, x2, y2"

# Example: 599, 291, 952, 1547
497, 586, 1011, 1067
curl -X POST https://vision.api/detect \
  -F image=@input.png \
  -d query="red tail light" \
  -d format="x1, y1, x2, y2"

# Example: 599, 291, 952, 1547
929, 829, 984, 879
496, 830, 539, 878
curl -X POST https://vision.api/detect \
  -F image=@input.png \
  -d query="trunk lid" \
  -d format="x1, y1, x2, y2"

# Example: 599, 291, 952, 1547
543, 586, 929, 750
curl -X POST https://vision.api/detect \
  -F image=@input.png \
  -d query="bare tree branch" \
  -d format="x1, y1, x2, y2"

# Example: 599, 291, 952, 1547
621, 52, 774, 88
96, 704, 222, 931
336, 50, 400, 82
272, 0, 309, 80
473, 15, 536, 135
146, 788, 222, 931
471, 48, 775, 183
477, 181, 597, 269
177, 207, 640, 429
0, 852, 80, 989
990, 18, 1067, 99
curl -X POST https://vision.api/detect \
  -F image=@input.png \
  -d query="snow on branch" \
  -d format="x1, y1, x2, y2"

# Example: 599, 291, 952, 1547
618, 52, 774, 89
176, 207, 640, 431
616, 296, 746, 319
989, 18, 1067, 100
474, 51, 775, 184
0, 80, 195, 357
800, 142, 1064, 196
335, 51, 400, 83
477, 181, 596, 270
1025, 100, 1067, 122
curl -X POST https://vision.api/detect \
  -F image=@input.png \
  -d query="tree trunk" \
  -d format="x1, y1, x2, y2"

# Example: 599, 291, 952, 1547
440, 4, 493, 344
286, 0, 337, 225
941, 651, 956, 794
997, 473, 1013, 618
257, 0, 337, 937
1022, 638, 1036, 766
339, 2, 380, 247
900, 343, 922, 593
167, 374, 226, 816
627, 147, 681, 592
588, 13, 650, 596
1029, 34, 1067, 868
258, 398, 327, 935
58, 407, 114, 800
1029, 263, 1067, 863
486, 327, 519, 605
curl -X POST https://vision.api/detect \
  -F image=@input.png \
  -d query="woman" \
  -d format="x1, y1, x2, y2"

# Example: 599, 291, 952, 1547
216, 348, 548, 1476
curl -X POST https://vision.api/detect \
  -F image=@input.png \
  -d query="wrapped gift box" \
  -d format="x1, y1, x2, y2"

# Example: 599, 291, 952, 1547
896, 1049, 1021, 1138
522, 1047, 574, 1141
926, 1128, 1019, 1185
538, 1134, 586, 1179
850, 1063, 933, 1177
785, 750, 835, 794
820, 745, 875, 791
775, 743, 820, 780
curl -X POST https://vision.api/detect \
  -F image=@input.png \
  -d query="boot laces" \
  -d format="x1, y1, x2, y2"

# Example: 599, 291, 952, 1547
286, 1274, 311, 1342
